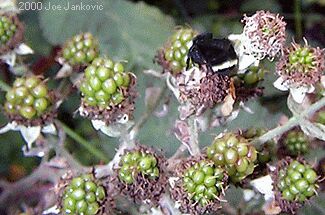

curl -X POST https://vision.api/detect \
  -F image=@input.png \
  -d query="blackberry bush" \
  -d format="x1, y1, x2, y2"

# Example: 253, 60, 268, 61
61, 32, 99, 66
206, 133, 257, 182
4, 76, 54, 122
157, 27, 197, 75
114, 146, 167, 206
60, 174, 107, 215
283, 130, 309, 156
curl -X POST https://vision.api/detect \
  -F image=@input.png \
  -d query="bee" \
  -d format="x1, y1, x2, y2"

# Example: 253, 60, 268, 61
186, 33, 238, 76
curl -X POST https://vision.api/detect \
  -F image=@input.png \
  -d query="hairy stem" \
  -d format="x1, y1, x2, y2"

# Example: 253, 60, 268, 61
56, 120, 109, 162
252, 96, 325, 146
188, 116, 201, 155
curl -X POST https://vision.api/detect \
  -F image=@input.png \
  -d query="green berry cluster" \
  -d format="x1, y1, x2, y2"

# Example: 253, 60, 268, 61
236, 66, 265, 86
277, 160, 318, 202
118, 151, 159, 184
4, 76, 51, 120
62, 174, 106, 215
0, 15, 17, 45
288, 47, 314, 72
182, 161, 225, 207
316, 111, 325, 125
164, 27, 197, 74
284, 130, 308, 156
62, 33, 99, 66
80, 57, 131, 107
206, 133, 257, 182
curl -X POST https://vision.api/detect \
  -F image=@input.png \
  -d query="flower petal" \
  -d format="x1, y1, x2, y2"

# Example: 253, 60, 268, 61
56, 63, 73, 79
0, 52, 16, 67
91, 119, 134, 137
290, 86, 314, 104
18, 125, 41, 149
0, 122, 17, 134
250, 175, 274, 201
14, 43, 34, 55
42, 123, 57, 135
273, 77, 289, 91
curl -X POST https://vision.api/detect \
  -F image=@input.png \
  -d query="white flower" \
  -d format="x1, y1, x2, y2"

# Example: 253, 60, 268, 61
0, 0, 19, 13
0, 121, 56, 157
91, 117, 134, 137
273, 76, 315, 104
228, 33, 260, 74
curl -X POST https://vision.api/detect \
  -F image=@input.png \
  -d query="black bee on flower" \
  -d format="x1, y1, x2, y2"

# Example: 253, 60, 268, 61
186, 32, 238, 76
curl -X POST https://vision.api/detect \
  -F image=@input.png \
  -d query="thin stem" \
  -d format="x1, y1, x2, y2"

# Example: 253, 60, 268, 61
294, 0, 303, 42
0, 78, 10, 92
56, 120, 109, 162
53, 125, 84, 171
188, 116, 201, 155
129, 84, 167, 139
252, 96, 325, 146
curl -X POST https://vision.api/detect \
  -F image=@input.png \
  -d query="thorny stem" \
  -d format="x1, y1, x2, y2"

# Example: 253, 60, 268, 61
52, 124, 84, 171
252, 96, 325, 146
0, 163, 64, 207
96, 84, 167, 177
187, 116, 201, 155
0, 78, 11, 92
56, 120, 109, 162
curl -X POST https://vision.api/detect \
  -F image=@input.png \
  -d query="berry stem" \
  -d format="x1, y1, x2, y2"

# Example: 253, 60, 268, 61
187, 116, 201, 155
252, 96, 325, 146
56, 120, 109, 162
0, 78, 11, 92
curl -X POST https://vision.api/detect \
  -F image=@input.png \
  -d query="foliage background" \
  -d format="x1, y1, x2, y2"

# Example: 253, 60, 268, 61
0, 0, 324, 214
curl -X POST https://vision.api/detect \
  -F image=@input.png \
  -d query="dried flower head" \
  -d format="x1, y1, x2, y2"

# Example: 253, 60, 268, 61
271, 157, 320, 214
3, 76, 58, 127
113, 145, 167, 206
169, 156, 228, 215
276, 41, 325, 87
242, 10, 286, 60
177, 66, 231, 116
78, 57, 137, 125
56, 171, 115, 215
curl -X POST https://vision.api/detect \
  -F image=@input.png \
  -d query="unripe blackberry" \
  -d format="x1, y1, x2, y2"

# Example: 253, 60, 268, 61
61, 174, 106, 214
283, 130, 308, 156
0, 14, 24, 54
79, 57, 137, 124
243, 128, 275, 164
157, 27, 197, 75
236, 66, 265, 86
114, 145, 167, 206
61, 33, 99, 66
182, 161, 226, 207
273, 158, 319, 213
4, 76, 55, 125
0, 15, 17, 45
118, 151, 159, 184
206, 133, 257, 182
170, 157, 228, 215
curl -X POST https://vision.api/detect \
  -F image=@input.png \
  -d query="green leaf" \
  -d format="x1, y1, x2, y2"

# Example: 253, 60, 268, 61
39, 0, 175, 68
